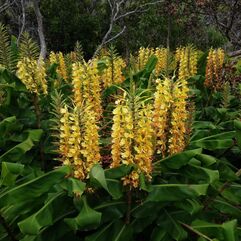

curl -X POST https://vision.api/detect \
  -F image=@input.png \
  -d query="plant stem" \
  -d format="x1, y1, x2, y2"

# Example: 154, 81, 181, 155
125, 187, 132, 224
33, 93, 45, 170
0, 214, 17, 241
179, 221, 213, 241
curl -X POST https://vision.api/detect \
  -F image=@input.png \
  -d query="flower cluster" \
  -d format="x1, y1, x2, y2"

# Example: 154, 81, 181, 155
72, 59, 102, 119
17, 57, 47, 95
153, 77, 189, 157
205, 48, 225, 90
111, 96, 154, 188
137, 47, 155, 70
176, 46, 198, 80
49, 51, 68, 80
101, 56, 126, 88
59, 105, 100, 180
154, 47, 169, 75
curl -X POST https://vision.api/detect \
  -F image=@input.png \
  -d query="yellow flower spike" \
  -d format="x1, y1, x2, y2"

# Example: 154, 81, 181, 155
168, 79, 189, 155
155, 48, 169, 75
134, 104, 154, 180
17, 57, 47, 95
49, 51, 57, 65
59, 106, 72, 166
111, 103, 124, 167
177, 46, 198, 80
137, 47, 154, 71
36, 57, 48, 95
57, 52, 68, 80
153, 78, 172, 157
72, 62, 85, 107
205, 48, 225, 90
102, 56, 126, 88
81, 109, 101, 173
70, 108, 86, 180
72, 60, 102, 119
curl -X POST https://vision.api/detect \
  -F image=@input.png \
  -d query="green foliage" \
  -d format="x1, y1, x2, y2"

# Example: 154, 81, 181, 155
0, 40, 241, 241
19, 32, 40, 60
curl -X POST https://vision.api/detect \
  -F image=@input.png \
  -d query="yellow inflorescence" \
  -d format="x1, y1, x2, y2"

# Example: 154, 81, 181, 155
102, 57, 126, 88
153, 77, 189, 157
137, 47, 154, 70
176, 46, 198, 80
49, 51, 57, 65
111, 97, 154, 188
134, 104, 153, 180
168, 79, 189, 155
205, 48, 225, 90
17, 57, 47, 95
72, 59, 102, 118
59, 105, 100, 180
81, 109, 101, 173
57, 52, 68, 80
49, 51, 68, 80
153, 78, 172, 157
154, 48, 169, 75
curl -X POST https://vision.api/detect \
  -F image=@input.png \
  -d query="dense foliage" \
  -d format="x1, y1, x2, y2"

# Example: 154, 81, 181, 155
0, 24, 241, 241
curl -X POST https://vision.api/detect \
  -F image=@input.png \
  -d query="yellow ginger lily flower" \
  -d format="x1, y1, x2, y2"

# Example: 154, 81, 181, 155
153, 78, 172, 157
205, 48, 225, 90
17, 57, 47, 95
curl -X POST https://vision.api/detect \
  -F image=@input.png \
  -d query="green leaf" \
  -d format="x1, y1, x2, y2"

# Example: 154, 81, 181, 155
234, 120, 241, 149
86, 221, 133, 241
195, 154, 217, 166
0, 129, 43, 163
65, 196, 101, 231
0, 166, 70, 207
154, 148, 202, 169
192, 219, 237, 241
105, 165, 132, 179
147, 184, 208, 202
0, 162, 24, 186
190, 131, 235, 150
61, 177, 86, 197
90, 164, 121, 199
182, 164, 219, 184
18, 192, 71, 235
175, 199, 202, 215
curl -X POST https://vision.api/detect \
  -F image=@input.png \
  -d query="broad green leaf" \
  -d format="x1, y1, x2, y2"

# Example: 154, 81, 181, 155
61, 177, 86, 196
0, 162, 24, 186
192, 219, 237, 241
156, 211, 187, 241
182, 164, 219, 184
147, 184, 208, 202
105, 165, 132, 179
0, 129, 43, 163
153, 148, 202, 169
90, 164, 108, 191
0, 166, 70, 207
213, 198, 241, 219
65, 196, 101, 231
90, 164, 121, 199
190, 131, 235, 150
175, 199, 202, 215
195, 154, 217, 166
18, 192, 71, 235
85, 220, 133, 241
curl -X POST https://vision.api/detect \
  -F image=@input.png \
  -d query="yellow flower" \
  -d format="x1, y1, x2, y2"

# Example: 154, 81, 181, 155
176, 46, 198, 80
17, 57, 47, 95
205, 48, 225, 90
155, 48, 169, 75
153, 78, 172, 157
